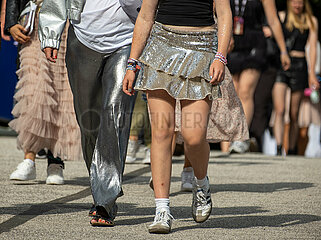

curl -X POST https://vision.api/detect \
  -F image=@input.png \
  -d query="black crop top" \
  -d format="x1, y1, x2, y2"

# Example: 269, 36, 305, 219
282, 13, 309, 52
155, 0, 215, 27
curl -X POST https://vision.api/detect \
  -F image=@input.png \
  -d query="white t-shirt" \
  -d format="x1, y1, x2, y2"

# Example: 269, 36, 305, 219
72, 0, 134, 54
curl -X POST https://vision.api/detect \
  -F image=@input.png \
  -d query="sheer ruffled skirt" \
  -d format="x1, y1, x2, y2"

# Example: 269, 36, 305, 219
9, 18, 81, 160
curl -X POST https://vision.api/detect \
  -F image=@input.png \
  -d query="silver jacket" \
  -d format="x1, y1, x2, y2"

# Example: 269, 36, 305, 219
39, 0, 142, 50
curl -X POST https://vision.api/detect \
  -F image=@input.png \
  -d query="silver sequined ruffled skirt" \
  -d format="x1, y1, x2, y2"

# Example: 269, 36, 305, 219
135, 22, 220, 100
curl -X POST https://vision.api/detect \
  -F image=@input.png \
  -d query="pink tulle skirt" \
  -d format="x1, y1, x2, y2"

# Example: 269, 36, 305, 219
9, 18, 82, 160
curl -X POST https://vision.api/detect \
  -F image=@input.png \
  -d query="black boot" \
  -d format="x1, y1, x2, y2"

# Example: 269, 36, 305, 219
276, 145, 283, 156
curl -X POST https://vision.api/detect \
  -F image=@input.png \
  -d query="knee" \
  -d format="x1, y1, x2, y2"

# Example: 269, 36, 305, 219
238, 89, 253, 102
290, 110, 299, 123
183, 134, 205, 149
152, 128, 174, 143
274, 108, 285, 118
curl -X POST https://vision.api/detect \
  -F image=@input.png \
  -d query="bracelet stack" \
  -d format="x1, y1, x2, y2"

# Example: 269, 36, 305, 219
127, 58, 141, 73
214, 52, 227, 65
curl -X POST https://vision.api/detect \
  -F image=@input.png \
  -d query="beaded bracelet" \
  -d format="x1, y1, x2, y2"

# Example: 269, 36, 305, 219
127, 58, 141, 73
214, 52, 227, 65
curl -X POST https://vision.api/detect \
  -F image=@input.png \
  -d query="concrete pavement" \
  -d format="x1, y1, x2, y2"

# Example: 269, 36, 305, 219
0, 135, 320, 239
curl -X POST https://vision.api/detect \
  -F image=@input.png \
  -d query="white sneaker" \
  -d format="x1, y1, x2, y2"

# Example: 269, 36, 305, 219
181, 167, 194, 192
10, 159, 36, 181
126, 140, 140, 163
142, 147, 151, 164
229, 141, 250, 154
46, 164, 64, 185
192, 176, 212, 223
148, 209, 174, 234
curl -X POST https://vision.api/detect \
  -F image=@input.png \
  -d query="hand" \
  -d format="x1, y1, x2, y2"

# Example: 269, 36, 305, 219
43, 47, 58, 63
209, 60, 225, 85
262, 26, 272, 38
122, 70, 136, 96
308, 74, 320, 90
280, 53, 291, 71
9, 24, 30, 44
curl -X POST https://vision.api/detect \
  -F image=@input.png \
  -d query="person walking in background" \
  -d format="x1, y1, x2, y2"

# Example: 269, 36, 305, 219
4, 0, 81, 184
123, 0, 247, 234
39, 0, 141, 226
228, 0, 291, 153
272, 0, 319, 155
126, 92, 151, 164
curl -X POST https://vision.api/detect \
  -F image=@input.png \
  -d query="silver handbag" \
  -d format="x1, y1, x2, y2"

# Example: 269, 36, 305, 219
18, 1, 37, 35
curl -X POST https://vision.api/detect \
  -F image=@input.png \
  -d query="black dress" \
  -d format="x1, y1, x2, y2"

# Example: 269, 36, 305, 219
227, 0, 267, 74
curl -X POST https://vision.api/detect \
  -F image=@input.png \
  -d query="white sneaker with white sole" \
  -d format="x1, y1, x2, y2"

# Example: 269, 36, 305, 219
148, 209, 174, 234
142, 147, 151, 164
46, 163, 64, 185
181, 167, 194, 192
126, 140, 140, 163
192, 176, 212, 223
10, 159, 36, 181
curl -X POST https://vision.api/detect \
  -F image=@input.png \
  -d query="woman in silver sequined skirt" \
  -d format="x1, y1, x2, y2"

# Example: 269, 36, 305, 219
123, 0, 235, 234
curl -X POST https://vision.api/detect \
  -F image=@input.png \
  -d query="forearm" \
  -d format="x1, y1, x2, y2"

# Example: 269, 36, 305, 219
215, 0, 232, 56
308, 44, 316, 76
263, 0, 287, 53
129, 15, 154, 60
129, 0, 158, 60
1, 0, 6, 20
269, 20, 287, 53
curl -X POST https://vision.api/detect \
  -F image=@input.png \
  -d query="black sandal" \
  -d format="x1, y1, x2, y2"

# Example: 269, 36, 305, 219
88, 205, 97, 217
90, 216, 115, 226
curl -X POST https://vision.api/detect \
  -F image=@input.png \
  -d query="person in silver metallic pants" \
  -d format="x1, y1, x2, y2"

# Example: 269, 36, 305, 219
64, 26, 136, 221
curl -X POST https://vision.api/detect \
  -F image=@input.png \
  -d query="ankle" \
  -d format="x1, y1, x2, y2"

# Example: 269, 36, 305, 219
155, 198, 170, 213
195, 176, 207, 187
24, 158, 35, 166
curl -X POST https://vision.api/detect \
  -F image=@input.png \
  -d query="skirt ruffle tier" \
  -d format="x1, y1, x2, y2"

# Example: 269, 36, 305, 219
9, 18, 81, 160
135, 22, 221, 100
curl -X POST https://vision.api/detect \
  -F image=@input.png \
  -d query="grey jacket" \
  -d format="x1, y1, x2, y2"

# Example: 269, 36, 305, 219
39, 0, 141, 50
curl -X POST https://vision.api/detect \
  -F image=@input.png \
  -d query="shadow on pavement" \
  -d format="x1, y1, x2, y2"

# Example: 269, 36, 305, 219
172, 214, 321, 231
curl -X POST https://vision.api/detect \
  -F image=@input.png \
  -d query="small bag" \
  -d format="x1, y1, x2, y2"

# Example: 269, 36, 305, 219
18, 1, 37, 35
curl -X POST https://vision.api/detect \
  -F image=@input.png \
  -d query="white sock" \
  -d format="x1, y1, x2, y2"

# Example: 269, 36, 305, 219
196, 176, 207, 187
24, 158, 35, 166
155, 198, 170, 213
183, 167, 193, 172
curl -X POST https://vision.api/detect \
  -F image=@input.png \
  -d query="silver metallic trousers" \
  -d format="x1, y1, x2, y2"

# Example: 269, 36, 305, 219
65, 26, 136, 218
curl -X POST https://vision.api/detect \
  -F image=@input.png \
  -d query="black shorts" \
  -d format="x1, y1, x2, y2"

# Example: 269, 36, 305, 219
227, 47, 267, 75
275, 57, 308, 92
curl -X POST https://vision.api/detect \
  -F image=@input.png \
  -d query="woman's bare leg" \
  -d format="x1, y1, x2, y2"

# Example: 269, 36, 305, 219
272, 82, 288, 145
147, 90, 176, 199
289, 91, 303, 150
180, 98, 211, 179
220, 141, 230, 152
237, 69, 261, 126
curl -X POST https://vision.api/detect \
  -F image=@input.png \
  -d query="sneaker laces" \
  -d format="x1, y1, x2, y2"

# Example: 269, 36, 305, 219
154, 211, 174, 222
194, 188, 208, 207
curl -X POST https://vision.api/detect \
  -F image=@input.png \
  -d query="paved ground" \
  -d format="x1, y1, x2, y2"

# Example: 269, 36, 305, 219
0, 135, 320, 239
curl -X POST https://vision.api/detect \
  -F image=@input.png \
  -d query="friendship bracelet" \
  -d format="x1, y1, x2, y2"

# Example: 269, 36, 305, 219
214, 52, 227, 65
127, 58, 141, 73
